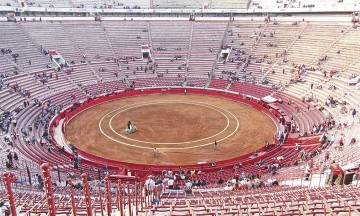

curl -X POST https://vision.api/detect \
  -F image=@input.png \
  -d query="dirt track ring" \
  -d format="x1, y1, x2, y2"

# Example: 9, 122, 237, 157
99, 100, 240, 150
64, 92, 277, 165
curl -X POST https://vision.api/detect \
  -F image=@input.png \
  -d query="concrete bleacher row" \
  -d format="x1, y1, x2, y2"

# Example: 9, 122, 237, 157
0, 22, 52, 73
188, 22, 227, 77
249, 0, 360, 9
23, 0, 150, 9
1, 21, 359, 84
20, 22, 83, 64
0, 0, 18, 7
153, 0, 249, 9
0, 55, 18, 77
1, 0, 250, 9
154, 185, 360, 215
11, 0, 360, 10
286, 24, 347, 66
150, 21, 191, 76
4, 0, 359, 9
0, 86, 113, 176
272, 91, 327, 134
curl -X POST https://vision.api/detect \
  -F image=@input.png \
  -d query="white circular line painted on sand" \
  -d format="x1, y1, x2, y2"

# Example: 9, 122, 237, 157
108, 101, 229, 144
98, 100, 240, 150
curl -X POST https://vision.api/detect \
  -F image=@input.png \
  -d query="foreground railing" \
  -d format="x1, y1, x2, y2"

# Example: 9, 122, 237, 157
2, 163, 160, 216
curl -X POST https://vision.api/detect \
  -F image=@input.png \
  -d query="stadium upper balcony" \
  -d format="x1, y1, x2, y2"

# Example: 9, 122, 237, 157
0, 0, 359, 14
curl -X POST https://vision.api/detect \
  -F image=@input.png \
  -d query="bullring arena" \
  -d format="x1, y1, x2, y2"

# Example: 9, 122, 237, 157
1, 1, 360, 215
64, 90, 276, 165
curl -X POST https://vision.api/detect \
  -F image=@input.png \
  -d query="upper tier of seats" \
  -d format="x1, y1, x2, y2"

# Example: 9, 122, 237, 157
2, 0, 359, 9
1, 20, 359, 83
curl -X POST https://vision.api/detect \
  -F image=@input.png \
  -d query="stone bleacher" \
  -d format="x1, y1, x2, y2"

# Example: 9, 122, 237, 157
0, 22, 52, 73
211, 0, 249, 9
2, 0, 359, 10
64, 64, 99, 85
188, 22, 227, 77
252, 22, 304, 64
70, 0, 108, 8
229, 81, 274, 99
0, 0, 18, 6
0, 85, 24, 111
150, 21, 191, 76
62, 22, 114, 62
20, 22, 83, 64
250, 0, 360, 9
153, 0, 209, 8
27, 0, 71, 8
130, 76, 184, 88
33, 70, 75, 92
0, 55, 17, 77
272, 91, 326, 134
286, 23, 346, 66
208, 78, 229, 89
321, 26, 360, 77
186, 77, 207, 87
113, 0, 150, 9
82, 80, 127, 95
90, 61, 120, 81
103, 21, 150, 58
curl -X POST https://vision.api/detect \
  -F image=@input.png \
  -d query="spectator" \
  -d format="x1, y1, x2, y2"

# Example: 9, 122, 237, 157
211, 161, 216, 167
185, 180, 192, 188
168, 178, 174, 190
240, 172, 246, 181
0, 201, 10, 216
200, 179, 207, 186
152, 196, 160, 205
349, 137, 356, 145
217, 177, 224, 185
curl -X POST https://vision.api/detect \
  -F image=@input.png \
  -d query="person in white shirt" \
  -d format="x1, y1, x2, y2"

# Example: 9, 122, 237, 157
330, 134, 335, 145
167, 170, 173, 178
231, 178, 237, 184
0, 201, 10, 216
168, 178, 174, 189
224, 181, 233, 191
145, 177, 155, 191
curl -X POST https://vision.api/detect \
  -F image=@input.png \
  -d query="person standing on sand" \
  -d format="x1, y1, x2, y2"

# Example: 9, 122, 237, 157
214, 140, 218, 150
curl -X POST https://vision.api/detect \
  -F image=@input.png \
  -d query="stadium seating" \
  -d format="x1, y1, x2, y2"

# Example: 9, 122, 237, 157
0, 0, 19, 7
27, 0, 72, 8
0, 22, 52, 73
0, 18, 359, 216
153, 0, 209, 8
2, 0, 360, 10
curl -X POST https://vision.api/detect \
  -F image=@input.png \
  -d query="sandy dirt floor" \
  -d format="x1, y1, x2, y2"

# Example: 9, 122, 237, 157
65, 93, 276, 165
